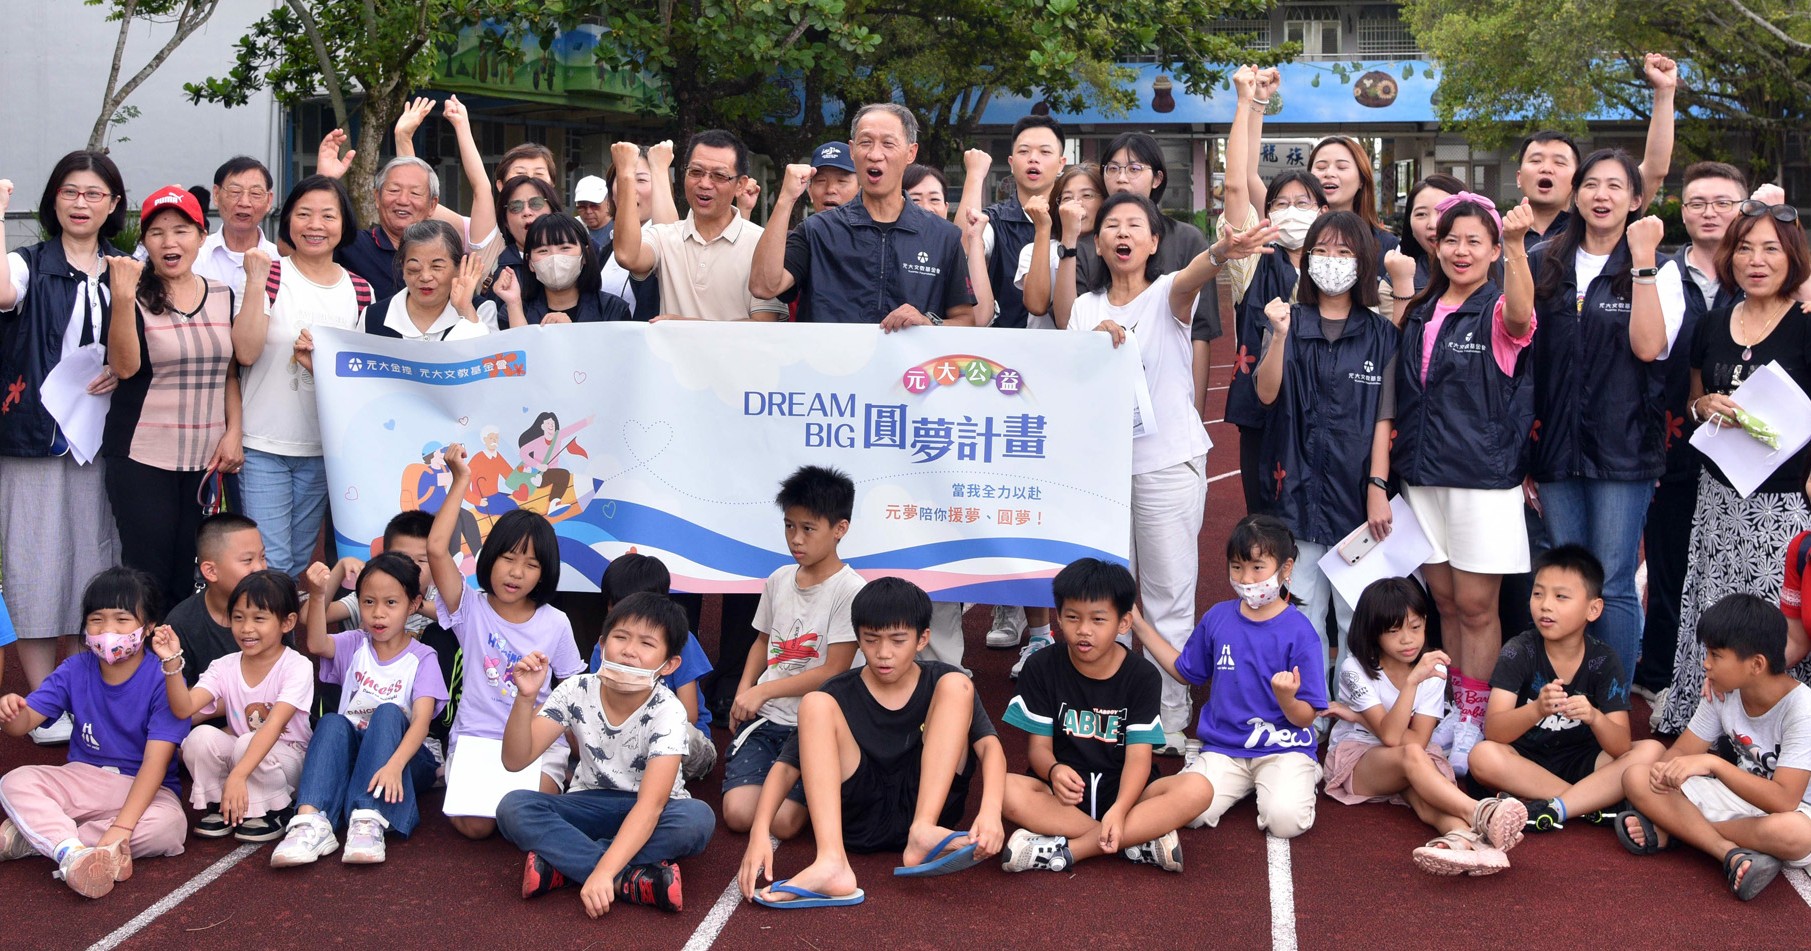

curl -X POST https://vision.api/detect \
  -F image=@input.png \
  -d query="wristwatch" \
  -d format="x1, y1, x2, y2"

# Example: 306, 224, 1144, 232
925, 312, 944, 326
1057, 246, 1078, 260
1631, 266, 1660, 278
1367, 476, 1390, 493
1207, 243, 1229, 268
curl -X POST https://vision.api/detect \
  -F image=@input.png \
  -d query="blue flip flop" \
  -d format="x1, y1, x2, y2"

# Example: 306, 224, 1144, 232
893, 831, 982, 878
752, 879, 867, 909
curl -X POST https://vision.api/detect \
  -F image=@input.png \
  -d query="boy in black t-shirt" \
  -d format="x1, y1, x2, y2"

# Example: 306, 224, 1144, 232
166, 514, 267, 690
1469, 545, 1664, 831
1000, 559, 1212, 873
737, 578, 1006, 908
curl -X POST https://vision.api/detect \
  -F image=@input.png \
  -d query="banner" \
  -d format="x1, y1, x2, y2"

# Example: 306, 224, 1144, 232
313, 323, 1135, 606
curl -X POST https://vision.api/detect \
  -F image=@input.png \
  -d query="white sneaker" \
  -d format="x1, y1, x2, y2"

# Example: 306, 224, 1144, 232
29, 713, 73, 746
1010, 630, 1054, 680
1430, 704, 1460, 754
985, 605, 1027, 649
1123, 829, 1183, 872
341, 810, 388, 864
0, 819, 37, 862
1648, 687, 1671, 732
1000, 828, 1072, 873
270, 814, 338, 868
1448, 720, 1484, 777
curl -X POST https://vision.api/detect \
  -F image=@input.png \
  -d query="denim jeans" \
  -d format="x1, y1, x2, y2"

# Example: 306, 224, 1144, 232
495, 788, 714, 880
292, 705, 438, 836
1537, 477, 1654, 684
239, 448, 328, 580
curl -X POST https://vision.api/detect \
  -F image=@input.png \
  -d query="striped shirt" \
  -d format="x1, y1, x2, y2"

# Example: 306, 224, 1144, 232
102, 280, 235, 471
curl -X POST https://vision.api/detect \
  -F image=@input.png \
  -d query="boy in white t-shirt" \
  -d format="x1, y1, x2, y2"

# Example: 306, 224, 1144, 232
720, 465, 866, 835
1620, 594, 1811, 901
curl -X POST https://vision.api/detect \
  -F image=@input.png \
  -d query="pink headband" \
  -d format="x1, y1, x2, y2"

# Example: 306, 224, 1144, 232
1434, 191, 1502, 235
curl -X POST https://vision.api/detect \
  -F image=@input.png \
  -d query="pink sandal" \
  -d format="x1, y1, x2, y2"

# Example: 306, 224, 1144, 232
1471, 796, 1527, 852
1413, 830, 1510, 877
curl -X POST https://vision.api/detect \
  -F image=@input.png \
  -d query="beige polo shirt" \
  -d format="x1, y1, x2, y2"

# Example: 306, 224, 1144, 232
634, 212, 788, 321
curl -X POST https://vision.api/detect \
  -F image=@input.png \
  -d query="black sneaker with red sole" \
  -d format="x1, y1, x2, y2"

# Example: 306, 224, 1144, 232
615, 861, 682, 912
521, 851, 568, 899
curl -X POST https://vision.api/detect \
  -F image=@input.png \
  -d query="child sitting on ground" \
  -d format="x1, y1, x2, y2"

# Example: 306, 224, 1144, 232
586, 553, 717, 783
497, 593, 715, 917
1467, 544, 1663, 831
721, 465, 866, 834
738, 577, 1007, 908
1131, 514, 1326, 838
154, 570, 314, 843
1002, 559, 1211, 873
164, 513, 268, 689
1619, 593, 1811, 901
0, 568, 189, 898
1322, 577, 1527, 875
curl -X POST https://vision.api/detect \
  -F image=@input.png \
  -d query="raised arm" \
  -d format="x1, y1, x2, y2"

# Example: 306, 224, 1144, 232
442, 97, 496, 246
303, 562, 338, 658
1170, 219, 1280, 322
105, 257, 144, 378
963, 208, 995, 324
955, 149, 993, 236
1224, 65, 1264, 232
426, 443, 473, 616
150, 625, 209, 719
749, 165, 811, 299
1254, 299, 1289, 404
1021, 194, 1054, 317
1051, 198, 1088, 330
1625, 215, 1669, 361
231, 250, 274, 366
390, 97, 434, 160
1500, 200, 1536, 338
500, 652, 567, 770
648, 140, 679, 225
609, 142, 657, 277
1637, 54, 1677, 209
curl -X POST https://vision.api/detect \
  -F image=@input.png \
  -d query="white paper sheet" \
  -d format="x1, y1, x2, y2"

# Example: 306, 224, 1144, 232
1687, 361, 1811, 498
442, 736, 542, 818
39, 344, 110, 465
1317, 495, 1436, 607
1122, 331, 1159, 440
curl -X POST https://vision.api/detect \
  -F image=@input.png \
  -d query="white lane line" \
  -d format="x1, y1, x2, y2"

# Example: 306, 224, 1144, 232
1267, 834, 1298, 951
1785, 867, 1811, 910
87, 843, 259, 951
1208, 469, 1241, 484
680, 876, 746, 951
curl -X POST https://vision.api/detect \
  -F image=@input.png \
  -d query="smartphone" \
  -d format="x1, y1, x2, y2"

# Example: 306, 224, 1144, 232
1337, 524, 1380, 564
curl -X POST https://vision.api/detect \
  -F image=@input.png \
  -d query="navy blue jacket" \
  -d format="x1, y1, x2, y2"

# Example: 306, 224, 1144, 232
0, 240, 128, 456
984, 195, 1037, 329
1660, 246, 1738, 483
790, 196, 971, 324
336, 226, 402, 300
1392, 282, 1533, 490
1225, 248, 1298, 429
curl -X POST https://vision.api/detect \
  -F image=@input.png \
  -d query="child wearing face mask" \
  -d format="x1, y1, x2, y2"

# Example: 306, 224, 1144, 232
0, 568, 191, 899
496, 213, 632, 326
1129, 515, 1328, 839
1253, 212, 1399, 673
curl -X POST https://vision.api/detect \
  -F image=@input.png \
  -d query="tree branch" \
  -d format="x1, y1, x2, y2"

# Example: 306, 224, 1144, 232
285, 0, 350, 129
90, 0, 219, 150
91, 0, 140, 150
1727, 0, 1811, 52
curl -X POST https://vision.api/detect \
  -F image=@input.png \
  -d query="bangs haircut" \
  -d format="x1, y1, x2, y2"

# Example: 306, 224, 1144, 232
1101, 132, 1167, 201
397, 219, 465, 265
81, 566, 164, 626
477, 509, 562, 604
1051, 163, 1106, 243
1012, 114, 1065, 149
601, 552, 672, 605
357, 550, 423, 603
684, 129, 750, 178
1264, 170, 1329, 215
1051, 557, 1136, 616
902, 164, 947, 194
602, 591, 689, 658
1346, 577, 1431, 676
40, 150, 127, 239
1533, 543, 1605, 601
1086, 192, 1164, 292
1298, 210, 1381, 308
1225, 514, 1298, 566
1713, 212, 1810, 292
521, 212, 602, 297
383, 509, 434, 546
499, 175, 564, 247
1535, 149, 1644, 302
279, 175, 359, 251
1403, 198, 1503, 318
1516, 130, 1581, 168
497, 143, 557, 184
851, 576, 933, 634
197, 512, 260, 561
1402, 173, 1467, 264
1697, 593, 1788, 675
229, 569, 301, 619
776, 465, 855, 524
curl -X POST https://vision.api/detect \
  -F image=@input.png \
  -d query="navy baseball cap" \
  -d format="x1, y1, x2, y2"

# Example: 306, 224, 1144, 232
810, 142, 856, 173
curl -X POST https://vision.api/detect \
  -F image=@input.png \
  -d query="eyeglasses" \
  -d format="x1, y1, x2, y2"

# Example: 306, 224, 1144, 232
56, 186, 111, 204
1681, 198, 1739, 214
684, 166, 740, 185
1269, 197, 1318, 212
220, 186, 270, 203
505, 197, 550, 215
1740, 200, 1799, 223
1104, 163, 1150, 178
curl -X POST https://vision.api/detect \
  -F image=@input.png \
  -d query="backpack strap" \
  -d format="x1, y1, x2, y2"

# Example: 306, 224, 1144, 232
349, 273, 374, 310
264, 258, 283, 306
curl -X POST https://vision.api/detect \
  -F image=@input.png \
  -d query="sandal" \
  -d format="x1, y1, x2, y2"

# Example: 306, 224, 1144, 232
1412, 830, 1509, 877
1471, 796, 1526, 852
1723, 847, 1782, 901
1613, 809, 1672, 856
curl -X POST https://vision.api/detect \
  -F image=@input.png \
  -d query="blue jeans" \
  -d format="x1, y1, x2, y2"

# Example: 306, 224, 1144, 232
495, 788, 714, 880
1538, 478, 1654, 684
239, 448, 328, 580
293, 705, 438, 836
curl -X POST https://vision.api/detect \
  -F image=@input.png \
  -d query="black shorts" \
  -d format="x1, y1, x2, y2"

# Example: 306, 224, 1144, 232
1464, 744, 1605, 798
843, 757, 974, 854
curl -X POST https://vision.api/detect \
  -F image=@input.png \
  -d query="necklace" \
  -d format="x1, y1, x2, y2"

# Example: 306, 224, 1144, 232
1737, 299, 1793, 361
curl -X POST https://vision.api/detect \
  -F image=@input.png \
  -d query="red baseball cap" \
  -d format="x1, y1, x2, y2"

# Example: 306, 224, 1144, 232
140, 185, 207, 228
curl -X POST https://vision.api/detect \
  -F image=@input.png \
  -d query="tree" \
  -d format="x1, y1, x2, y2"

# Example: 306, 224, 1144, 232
1401, 0, 1811, 182
87, 0, 222, 150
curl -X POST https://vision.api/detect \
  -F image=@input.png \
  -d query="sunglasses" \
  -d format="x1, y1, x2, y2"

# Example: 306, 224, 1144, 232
506, 196, 550, 215
1739, 200, 1799, 223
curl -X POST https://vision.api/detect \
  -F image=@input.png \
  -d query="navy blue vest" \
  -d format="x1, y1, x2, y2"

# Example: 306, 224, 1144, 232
1392, 282, 1533, 490
1530, 240, 1667, 482
984, 196, 1037, 329
0, 240, 126, 456
1260, 305, 1399, 545
1225, 249, 1298, 429
1660, 246, 1738, 482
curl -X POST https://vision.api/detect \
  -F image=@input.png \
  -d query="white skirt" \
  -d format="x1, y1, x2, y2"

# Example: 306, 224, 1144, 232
1400, 483, 1530, 574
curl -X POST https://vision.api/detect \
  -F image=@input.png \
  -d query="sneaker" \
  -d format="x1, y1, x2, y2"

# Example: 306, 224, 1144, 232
233, 811, 288, 844
985, 605, 1027, 649
1010, 631, 1054, 680
1469, 795, 1526, 851
270, 814, 338, 868
1430, 705, 1459, 755
1154, 731, 1189, 758
57, 845, 119, 899
1576, 805, 1624, 828
0, 820, 37, 862
1447, 719, 1484, 777
28, 713, 73, 746
106, 839, 132, 883
1631, 683, 1661, 705
1648, 686, 1671, 732
341, 811, 387, 864
1123, 829, 1183, 872
1522, 798, 1565, 833
521, 851, 568, 899
1001, 828, 1073, 873
195, 806, 232, 839
1183, 738, 1203, 770
616, 860, 682, 912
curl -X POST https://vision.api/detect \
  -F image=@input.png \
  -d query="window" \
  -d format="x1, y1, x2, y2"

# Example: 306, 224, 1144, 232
1356, 8, 1421, 59
1284, 6, 1343, 60
1204, 18, 1272, 50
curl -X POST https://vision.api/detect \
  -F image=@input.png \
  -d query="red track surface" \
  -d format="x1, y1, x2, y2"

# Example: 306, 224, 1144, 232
4, 327, 1809, 950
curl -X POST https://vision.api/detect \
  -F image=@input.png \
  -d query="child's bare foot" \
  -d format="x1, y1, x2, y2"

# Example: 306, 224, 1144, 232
756, 855, 858, 904
902, 822, 969, 868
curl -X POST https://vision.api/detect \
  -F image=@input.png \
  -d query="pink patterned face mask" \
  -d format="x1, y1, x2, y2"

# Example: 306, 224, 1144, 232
86, 627, 144, 665
1231, 574, 1283, 610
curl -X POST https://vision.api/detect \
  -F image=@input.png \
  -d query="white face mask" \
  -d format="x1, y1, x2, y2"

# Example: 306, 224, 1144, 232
530, 252, 583, 291
1308, 254, 1359, 295
1270, 206, 1316, 250
598, 658, 663, 691
1231, 574, 1283, 611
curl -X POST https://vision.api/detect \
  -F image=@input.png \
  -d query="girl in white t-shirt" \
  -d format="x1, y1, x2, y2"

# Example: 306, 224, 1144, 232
1323, 577, 1526, 876
233, 176, 373, 579
1017, 163, 1103, 328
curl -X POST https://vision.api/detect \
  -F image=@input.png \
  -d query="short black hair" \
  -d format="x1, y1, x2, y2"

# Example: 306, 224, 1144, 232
358, 550, 424, 603
477, 509, 562, 605
851, 576, 932, 633
1698, 593, 1788, 675
1298, 210, 1381, 309
81, 566, 164, 626
214, 156, 274, 190
278, 175, 359, 251
902, 164, 947, 195
39, 150, 127, 239
777, 465, 855, 525
1347, 577, 1432, 676
397, 219, 465, 265
1084, 192, 1165, 292
383, 509, 434, 547
1226, 514, 1298, 566
1516, 130, 1581, 168
229, 569, 300, 619
1532, 544, 1605, 601
602, 591, 689, 659
499, 175, 564, 248
684, 129, 750, 178
1101, 132, 1167, 201
197, 512, 260, 562
1264, 169, 1330, 215
1012, 115, 1065, 149
521, 213, 602, 297
1051, 558, 1136, 616
601, 552, 672, 606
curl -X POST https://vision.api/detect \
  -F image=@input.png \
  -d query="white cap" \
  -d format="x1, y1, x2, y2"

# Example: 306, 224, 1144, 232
574, 175, 608, 205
